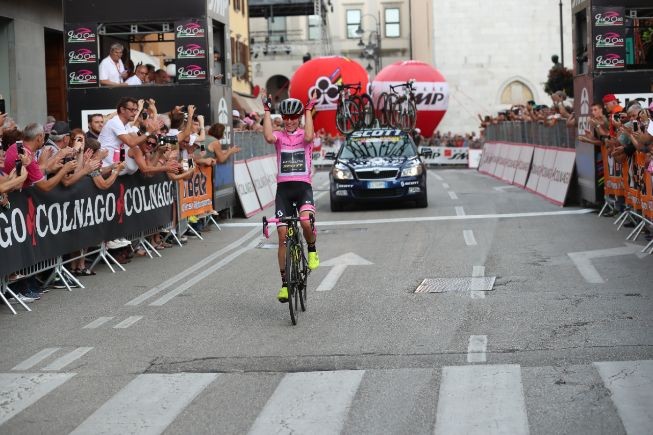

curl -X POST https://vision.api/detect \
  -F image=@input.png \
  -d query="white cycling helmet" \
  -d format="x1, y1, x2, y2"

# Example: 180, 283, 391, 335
279, 98, 304, 116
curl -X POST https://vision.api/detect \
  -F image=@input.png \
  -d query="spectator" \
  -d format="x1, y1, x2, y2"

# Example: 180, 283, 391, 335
194, 123, 240, 167
145, 64, 156, 83
97, 97, 158, 167
232, 110, 243, 129
86, 113, 104, 141
3, 123, 75, 191
99, 42, 128, 87
125, 64, 149, 86
0, 146, 29, 205
154, 69, 170, 84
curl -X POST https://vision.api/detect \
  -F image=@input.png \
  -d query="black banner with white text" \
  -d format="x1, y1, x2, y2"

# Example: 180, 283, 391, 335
0, 174, 174, 276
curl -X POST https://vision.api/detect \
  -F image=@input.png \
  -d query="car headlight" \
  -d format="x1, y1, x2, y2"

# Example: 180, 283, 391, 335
332, 163, 354, 180
401, 164, 423, 177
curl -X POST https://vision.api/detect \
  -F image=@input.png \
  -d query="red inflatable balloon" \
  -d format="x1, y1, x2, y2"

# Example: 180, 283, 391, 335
289, 56, 369, 136
372, 60, 449, 138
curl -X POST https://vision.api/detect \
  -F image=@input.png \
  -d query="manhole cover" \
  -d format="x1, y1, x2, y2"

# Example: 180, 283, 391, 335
415, 277, 495, 293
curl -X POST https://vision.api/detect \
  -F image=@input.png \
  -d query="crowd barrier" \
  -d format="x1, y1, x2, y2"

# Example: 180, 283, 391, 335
0, 168, 222, 314
478, 142, 575, 206
599, 146, 653, 254
485, 122, 576, 149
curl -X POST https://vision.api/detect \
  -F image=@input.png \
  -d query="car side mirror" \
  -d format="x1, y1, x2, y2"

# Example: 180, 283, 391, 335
324, 152, 336, 160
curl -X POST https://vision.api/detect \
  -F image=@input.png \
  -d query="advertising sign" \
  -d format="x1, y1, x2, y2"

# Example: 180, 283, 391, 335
178, 165, 214, 219
64, 23, 99, 88
591, 7, 626, 70
175, 19, 209, 83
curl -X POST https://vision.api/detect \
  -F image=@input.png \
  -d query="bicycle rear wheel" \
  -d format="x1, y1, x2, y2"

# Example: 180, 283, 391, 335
385, 94, 400, 129
298, 247, 308, 312
354, 94, 375, 129
400, 100, 417, 132
285, 240, 298, 325
376, 92, 388, 127
336, 99, 360, 134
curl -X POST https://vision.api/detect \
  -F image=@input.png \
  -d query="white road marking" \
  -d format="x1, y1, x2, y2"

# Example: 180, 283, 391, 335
470, 265, 486, 299
493, 185, 519, 192
113, 316, 143, 329
11, 348, 60, 371
432, 173, 444, 181
594, 360, 653, 435
467, 335, 488, 363
316, 253, 373, 292
82, 317, 114, 329
248, 370, 364, 435
442, 183, 450, 189
220, 209, 595, 228
568, 244, 644, 284
126, 227, 260, 305
42, 347, 93, 371
70, 373, 218, 435
455, 206, 465, 216
0, 373, 76, 425
463, 230, 477, 246
448, 191, 458, 200
434, 364, 530, 435
150, 236, 262, 306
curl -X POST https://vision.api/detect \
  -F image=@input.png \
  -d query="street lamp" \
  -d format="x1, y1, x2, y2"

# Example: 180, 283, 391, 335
354, 13, 382, 75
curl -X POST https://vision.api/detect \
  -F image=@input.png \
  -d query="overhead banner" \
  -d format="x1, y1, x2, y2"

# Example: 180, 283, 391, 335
64, 23, 99, 88
0, 174, 174, 276
418, 147, 469, 165
178, 165, 214, 219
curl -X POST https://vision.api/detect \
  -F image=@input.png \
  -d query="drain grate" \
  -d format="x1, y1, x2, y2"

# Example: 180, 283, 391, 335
415, 277, 496, 293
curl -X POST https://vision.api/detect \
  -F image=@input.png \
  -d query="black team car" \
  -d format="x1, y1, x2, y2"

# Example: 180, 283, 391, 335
329, 128, 428, 211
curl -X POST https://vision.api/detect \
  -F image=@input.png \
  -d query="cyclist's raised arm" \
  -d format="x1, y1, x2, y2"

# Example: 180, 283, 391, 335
261, 92, 276, 144
303, 90, 317, 143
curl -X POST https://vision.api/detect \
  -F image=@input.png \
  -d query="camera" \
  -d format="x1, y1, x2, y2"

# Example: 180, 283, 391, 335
157, 134, 178, 147
16, 140, 24, 155
15, 158, 22, 176
633, 121, 639, 132
119, 148, 125, 162
188, 158, 194, 168
200, 144, 206, 152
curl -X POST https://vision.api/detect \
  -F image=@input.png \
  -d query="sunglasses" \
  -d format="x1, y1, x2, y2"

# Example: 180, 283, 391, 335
282, 115, 301, 121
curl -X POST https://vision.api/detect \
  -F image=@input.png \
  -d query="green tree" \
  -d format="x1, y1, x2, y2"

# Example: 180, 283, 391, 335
544, 64, 573, 97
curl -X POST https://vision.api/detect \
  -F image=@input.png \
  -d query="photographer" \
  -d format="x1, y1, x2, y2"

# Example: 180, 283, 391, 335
3, 123, 75, 192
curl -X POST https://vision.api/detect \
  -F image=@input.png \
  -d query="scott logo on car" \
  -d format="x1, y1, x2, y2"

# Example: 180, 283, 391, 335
351, 129, 404, 138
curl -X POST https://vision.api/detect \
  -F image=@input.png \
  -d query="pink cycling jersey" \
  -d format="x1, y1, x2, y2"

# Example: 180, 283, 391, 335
272, 128, 313, 184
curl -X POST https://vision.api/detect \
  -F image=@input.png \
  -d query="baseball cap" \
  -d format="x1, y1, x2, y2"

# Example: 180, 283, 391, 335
232, 110, 240, 118
602, 94, 619, 104
50, 120, 70, 135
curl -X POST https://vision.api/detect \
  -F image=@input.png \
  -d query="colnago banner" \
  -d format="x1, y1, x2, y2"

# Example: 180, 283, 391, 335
0, 174, 174, 276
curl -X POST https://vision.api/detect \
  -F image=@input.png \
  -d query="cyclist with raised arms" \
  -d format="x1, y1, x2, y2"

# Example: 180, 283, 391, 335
262, 91, 320, 303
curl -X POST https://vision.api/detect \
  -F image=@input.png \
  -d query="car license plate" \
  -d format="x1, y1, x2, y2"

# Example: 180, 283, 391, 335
368, 181, 386, 189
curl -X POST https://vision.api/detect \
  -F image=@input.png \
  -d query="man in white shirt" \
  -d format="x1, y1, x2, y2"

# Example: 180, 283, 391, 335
97, 97, 157, 167
126, 64, 149, 86
99, 43, 128, 86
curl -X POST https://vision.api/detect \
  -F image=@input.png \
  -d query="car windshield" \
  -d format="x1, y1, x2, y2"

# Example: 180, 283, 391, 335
340, 137, 416, 159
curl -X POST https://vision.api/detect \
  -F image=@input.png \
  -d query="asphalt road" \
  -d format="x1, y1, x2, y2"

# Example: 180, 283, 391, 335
1, 168, 651, 435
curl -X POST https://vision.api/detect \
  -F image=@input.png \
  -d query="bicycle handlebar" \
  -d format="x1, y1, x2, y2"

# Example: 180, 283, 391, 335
337, 82, 362, 91
389, 81, 416, 92
263, 215, 316, 239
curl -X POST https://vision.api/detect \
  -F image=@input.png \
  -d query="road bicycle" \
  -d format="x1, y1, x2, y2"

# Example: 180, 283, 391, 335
335, 82, 375, 134
263, 211, 315, 325
384, 80, 417, 132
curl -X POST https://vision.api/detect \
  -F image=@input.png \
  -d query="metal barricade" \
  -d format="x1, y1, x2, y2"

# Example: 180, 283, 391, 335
485, 121, 576, 148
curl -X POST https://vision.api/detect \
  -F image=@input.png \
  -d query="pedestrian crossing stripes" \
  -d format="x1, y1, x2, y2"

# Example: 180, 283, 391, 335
0, 361, 651, 434
12, 347, 93, 372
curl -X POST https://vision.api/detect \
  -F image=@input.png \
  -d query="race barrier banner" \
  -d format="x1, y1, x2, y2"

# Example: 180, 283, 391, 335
234, 160, 262, 217
0, 173, 174, 277
643, 159, 653, 220
417, 147, 469, 165
245, 155, 275, 209
178, 165, 214, 219
480, 142, 575, 206
468, 149, 483, 169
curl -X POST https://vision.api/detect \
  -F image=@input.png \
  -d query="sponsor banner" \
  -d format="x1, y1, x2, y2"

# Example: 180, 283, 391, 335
535, 148, 557, 199
643, 160, 653, 220
64, 23, 99, 88
547, 149, 576, 205
178, 165, 214, 219
478, 142, 499, 176
591, 7, 626, 70
500, 144, 522, 184
624, 152, 647, 210
592, 7, 625, 28
262, 155, 278, 196
0, 174, 174, 276
418, 147, 468, 165
468, 149, 483, 169
246, 156, 275, 209
234, 160, 262, 217
593, 47, 626, 70
492, 143, 510, 179
525, 147, 546, 193
514, 145, 534, 188
175, 19, 208, 83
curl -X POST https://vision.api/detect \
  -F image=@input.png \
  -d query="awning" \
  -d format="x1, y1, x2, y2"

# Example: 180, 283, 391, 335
232, 92, 265, 115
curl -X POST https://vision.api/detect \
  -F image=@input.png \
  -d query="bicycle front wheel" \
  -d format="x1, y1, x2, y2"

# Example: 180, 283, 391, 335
298, 247, 308, 312
285, 240, 299, 325
336, 99, 360, 134
376, 92, 388, 127
354, 94, 375, 129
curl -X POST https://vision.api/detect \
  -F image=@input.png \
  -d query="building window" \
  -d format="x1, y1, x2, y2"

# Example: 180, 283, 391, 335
346, 9, 361, 39
268, 16, 287, 43
500, 80, 534, 105
308, 15, 321, 40
385, 8, 400, 38
234, 0, 241, 12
